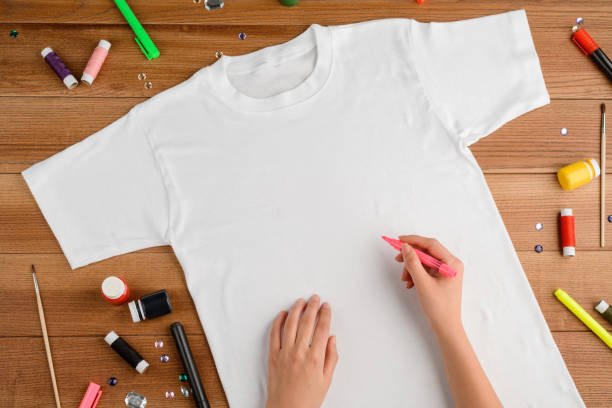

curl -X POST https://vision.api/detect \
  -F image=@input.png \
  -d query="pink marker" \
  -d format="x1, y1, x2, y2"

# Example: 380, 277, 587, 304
381, 236, 457, 278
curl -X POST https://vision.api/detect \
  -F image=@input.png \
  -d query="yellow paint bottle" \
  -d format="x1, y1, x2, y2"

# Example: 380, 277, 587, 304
557, 158, 600, 191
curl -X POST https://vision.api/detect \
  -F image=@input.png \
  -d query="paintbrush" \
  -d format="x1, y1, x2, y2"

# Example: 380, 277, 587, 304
32, 265, 62, 408
601, 103, 607, 247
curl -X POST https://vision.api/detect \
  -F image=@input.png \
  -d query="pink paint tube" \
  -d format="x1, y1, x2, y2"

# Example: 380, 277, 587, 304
82, 39, 111, 86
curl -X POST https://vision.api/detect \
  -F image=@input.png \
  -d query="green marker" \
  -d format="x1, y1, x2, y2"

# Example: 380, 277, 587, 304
113, 0, 159, 60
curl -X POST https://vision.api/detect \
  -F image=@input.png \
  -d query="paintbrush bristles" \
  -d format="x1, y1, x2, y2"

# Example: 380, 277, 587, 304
602, 103, 606, 114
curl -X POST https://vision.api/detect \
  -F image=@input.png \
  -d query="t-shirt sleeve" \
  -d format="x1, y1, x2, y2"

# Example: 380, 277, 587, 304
410, 10, 550, 145
22, 107, 170, 269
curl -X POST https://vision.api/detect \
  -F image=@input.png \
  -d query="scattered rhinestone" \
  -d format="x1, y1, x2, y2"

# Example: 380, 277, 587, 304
165, 390, 175, 399
534, 244, 543, 253
9, 29, 18, 38
215, 51, 224, 59
107, 377, 118, 386
238, 32, 247, 40
160, 354, 170, 363
535, 222, 543, 231
154, 339, 164, 349
180, 386, 191, 398
137, 72, 147, 81
560, 127, 568, 136
144, 81, 153, 90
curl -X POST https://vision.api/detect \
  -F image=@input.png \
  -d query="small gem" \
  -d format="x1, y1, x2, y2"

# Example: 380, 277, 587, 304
215, 51, 223, 59
535, 222, 543, 231
534, 244, 543, 253
180, 386, 191, 398
238, 32, 247, 40
279, 0, 300, 6
608, 215, 612, 223
560, 128, 568, 136
9, 30, 18, 38
160, 354, 170, 363
108, 377, 118, 386
165, 391, 175, 399
576, 17, 584, 25
193, 0, 201, 3
125, 391, 147, 407
179, 373, 189, 382
154, 339, 164, 349
205, 0, 224, 10
144, 81, 153, 90
137, 72, 147, 81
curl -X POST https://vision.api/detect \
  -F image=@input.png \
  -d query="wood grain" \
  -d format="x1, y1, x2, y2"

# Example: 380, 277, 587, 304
0, 0, 610, 28
0, 332, 609, 408
1, 98, 611, 174
0, 23, 610, 99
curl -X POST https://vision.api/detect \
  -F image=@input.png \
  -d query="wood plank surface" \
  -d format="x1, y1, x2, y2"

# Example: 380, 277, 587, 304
0, 22, 610, 99
2, 1, 611, 407
1, 98, 611, 174
0, 332, 609, 408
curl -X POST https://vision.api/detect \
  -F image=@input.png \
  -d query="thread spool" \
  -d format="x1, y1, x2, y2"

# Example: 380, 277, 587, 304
128, 289, 173, 323
560, 208, 576, 257
101, 276, 130, 305
41, 47, 78, 89
104, 331, 149, 373
82, 39, 111, 86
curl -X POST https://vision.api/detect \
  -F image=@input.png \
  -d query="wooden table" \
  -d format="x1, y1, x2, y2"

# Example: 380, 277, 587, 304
1, 1, 611, 406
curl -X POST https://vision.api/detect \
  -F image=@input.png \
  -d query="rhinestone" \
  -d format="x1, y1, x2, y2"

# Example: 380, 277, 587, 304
154, 339, 164, 349
137, 72, 147, 81
179, 373, 189, 382
9, 29, 18, 38
144, 81, 153, 90
576, 17, 584, 25
193, 0, 201, 3
608, 215, 612, 223
560, 128, 568, 136
108, 377, 118, 386
534, 244, 543, 253
180, 386, 191, 397
215, 51, 223, 59
124, 391, 147, 408
205, 0, 224, 10
238, 32, 247, 40
165, 391, 175, 399
160, 354, 170, 363
535, 223, 543, 231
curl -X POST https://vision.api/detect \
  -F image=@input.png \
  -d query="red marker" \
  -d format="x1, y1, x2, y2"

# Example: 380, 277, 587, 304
381, 236, 457, 278
571, 26, 612, 82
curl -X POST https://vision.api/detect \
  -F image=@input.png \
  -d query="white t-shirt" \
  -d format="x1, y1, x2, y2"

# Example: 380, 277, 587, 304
23, 10, 584, 407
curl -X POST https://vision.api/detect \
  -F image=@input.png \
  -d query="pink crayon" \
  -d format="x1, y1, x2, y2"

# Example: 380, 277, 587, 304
381, 236, 457, 278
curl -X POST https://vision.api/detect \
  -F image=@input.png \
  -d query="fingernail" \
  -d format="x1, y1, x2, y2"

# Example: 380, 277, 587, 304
322, 302, 330, 309
310, 294, 320, 303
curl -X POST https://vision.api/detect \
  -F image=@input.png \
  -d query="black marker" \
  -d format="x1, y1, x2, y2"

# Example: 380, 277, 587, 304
170, 322, 210, 408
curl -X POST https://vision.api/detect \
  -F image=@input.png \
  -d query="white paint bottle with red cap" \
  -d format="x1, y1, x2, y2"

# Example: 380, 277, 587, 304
101, 276, 130, 305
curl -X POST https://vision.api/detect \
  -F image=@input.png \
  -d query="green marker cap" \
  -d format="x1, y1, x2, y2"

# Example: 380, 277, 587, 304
114, 0, 160, 60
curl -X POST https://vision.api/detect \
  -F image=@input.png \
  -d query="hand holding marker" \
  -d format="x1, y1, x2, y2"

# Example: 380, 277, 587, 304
382, 236, 458, 278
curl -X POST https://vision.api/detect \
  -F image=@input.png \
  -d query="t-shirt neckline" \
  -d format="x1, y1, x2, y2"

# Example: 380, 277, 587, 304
205, 24, 333, 112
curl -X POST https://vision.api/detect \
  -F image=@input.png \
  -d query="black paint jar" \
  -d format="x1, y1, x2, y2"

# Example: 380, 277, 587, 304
128, 289, 173, 322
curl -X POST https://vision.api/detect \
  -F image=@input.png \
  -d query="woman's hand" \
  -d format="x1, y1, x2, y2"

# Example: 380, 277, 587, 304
394, 235, 464, 336
266, 295, 339, 408
394, 235, 501, 408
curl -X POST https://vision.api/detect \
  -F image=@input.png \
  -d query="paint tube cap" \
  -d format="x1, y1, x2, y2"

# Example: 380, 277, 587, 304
595, 300, 609, 314
135, 360, 149, 374
561, 208, 573, 216
63, 74, 78, 89
102, 276, 126, 299
562, 246, 576, 256
81, 73, 95, 86
98, 39, 112, 50
104, 330, 119, 345
128, 300, 142, 323
588, 158, 601, 177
